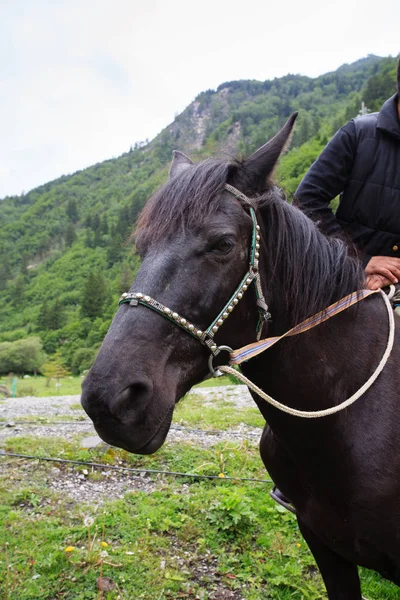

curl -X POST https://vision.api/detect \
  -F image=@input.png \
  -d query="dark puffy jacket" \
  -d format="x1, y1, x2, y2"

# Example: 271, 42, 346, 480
295, 94, 400, 265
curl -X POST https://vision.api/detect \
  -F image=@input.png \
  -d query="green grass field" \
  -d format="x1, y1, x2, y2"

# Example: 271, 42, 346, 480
1, 389, 398, 598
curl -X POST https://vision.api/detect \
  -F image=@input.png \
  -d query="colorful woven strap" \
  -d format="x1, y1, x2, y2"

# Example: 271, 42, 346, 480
230, 288, 378, 366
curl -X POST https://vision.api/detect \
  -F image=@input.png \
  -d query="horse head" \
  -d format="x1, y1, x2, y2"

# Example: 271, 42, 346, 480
81, 114, 297, 454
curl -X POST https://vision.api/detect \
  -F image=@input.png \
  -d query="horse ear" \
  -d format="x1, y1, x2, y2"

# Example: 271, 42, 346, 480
242, 112, 298, 191
169, 150, 193, 179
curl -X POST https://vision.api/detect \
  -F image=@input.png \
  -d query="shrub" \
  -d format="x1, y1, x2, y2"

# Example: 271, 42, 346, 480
0, 337, 45, 375
71, 347, 96, 375
40, 351, 71, 383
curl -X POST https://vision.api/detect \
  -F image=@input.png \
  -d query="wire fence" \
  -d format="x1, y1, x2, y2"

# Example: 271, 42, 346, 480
0, 451, 273, 485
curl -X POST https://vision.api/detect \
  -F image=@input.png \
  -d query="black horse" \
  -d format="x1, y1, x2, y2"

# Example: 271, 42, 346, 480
81, 114, 400, 599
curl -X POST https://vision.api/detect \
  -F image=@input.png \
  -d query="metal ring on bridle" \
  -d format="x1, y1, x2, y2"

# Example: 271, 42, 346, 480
208, 346, 233, 378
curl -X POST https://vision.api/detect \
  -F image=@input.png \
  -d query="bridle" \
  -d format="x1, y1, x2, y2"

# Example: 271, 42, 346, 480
119, 184, 271, 376
118, 183, 396, 417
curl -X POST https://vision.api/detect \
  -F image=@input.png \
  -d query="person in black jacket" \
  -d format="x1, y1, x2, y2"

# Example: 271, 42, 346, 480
294, 57, 400, 291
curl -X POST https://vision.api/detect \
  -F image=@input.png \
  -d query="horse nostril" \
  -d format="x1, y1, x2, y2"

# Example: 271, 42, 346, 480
111, 380, 153, 419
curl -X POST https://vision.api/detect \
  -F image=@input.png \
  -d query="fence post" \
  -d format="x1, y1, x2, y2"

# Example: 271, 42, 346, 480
11, 377, 17, 398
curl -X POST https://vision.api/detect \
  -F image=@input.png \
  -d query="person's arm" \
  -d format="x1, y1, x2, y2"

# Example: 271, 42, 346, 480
294, 121, 357, 236
295, 121, 400, 288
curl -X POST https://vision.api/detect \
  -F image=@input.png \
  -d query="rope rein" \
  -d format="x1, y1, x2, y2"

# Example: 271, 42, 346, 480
219, 289, 395, 418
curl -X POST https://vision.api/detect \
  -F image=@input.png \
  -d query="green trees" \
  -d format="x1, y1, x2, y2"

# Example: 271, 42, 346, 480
66, 198, 79, 223
11, 274, 25, 307
117, 264, 134, 295
0, 338, 45, 375
276, 137, 326, 196
65, 223, 77, 247
106, 233, 124, 266
0, 255, 11, 291
41, 350, 71, 384
71, 347, 96, 375
362, 58, 398, 111
0, 54, 397, 374
80, 272, 110, 320
37, 299, 67, 331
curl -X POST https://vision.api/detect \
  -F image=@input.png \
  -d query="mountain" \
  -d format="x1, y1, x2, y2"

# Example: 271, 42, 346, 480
0, 54, 397, 374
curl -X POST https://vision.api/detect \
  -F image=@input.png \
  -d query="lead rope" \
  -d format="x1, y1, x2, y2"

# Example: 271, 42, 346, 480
218, 288, 395, 418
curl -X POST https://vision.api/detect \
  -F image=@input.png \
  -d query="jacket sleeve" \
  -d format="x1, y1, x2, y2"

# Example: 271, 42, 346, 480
294, 121, 357, 236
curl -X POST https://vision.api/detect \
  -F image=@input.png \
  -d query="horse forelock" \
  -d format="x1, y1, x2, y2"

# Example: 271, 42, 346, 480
134, 158, 236, 248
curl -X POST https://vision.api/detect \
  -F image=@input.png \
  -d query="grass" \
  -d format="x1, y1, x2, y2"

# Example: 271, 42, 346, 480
0, 375, 85, 398
196, 375, 234, 388
1, 419, 399, 598
175, 392, 264, 430
1, 468, 305, 599
0, 436, 320, 600
0, 375, 235, 398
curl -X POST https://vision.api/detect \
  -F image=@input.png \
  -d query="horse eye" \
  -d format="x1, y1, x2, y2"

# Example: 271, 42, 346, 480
212, 238, 234, 254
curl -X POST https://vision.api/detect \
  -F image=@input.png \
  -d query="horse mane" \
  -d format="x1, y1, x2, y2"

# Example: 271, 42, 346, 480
255, 191, 365, 326
135, 156, 365, 326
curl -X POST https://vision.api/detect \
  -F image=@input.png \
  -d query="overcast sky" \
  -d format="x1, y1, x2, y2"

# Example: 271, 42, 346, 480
1, 0, 399, 199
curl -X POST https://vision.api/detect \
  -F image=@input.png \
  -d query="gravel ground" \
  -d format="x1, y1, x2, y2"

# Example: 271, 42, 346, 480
0, 385, 254, 419
0, 385, 262, 447
0, 385, 264, 506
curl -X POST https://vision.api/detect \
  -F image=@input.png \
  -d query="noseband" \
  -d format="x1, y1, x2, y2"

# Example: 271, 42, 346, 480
119, 184, 271, 376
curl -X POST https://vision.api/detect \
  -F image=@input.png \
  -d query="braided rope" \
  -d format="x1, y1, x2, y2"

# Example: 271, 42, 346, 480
219, 289, 395, 418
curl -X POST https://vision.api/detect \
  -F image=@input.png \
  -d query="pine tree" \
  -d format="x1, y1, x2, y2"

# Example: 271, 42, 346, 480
0, 255, 11, 291
92, 214, 102, 247
101, 215, 109, 235
66, 198, 79, 223
12, 274, 25, 307
92, 214, 101, 232
85, 229, 94, 248
116, 207, 130, 238
106, 233, 124, 267
65, 223, 77, 247
81, 272, 109, 319
93, 225, 103, 247
117, 264, 133, 294
37, 300, 49, 329
37, 299, 66, 330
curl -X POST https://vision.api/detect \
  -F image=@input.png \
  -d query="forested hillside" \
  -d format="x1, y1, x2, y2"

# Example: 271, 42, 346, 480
0, 54, 397, 374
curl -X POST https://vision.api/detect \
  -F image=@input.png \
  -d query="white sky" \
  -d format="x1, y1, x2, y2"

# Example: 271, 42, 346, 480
1, 0, 399, 198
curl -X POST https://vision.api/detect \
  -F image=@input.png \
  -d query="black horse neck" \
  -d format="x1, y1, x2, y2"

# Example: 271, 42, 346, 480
241, 200, 388, 426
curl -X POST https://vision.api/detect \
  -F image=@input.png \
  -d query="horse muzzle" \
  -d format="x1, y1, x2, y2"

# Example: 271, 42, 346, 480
81, 376, 175, 455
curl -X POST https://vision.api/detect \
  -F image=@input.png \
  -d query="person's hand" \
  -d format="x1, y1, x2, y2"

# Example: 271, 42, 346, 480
365, 273, 393, 290
365, 256, 400, 284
